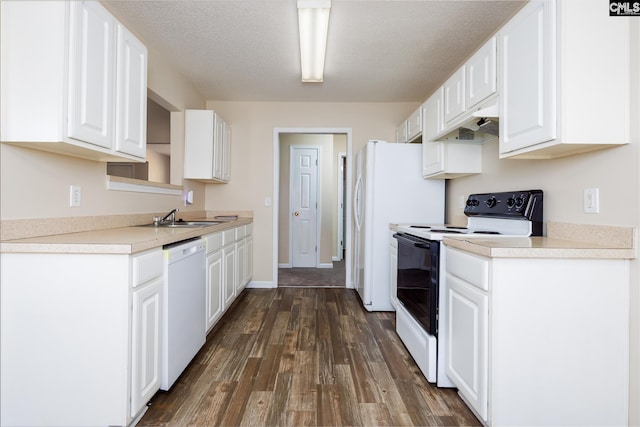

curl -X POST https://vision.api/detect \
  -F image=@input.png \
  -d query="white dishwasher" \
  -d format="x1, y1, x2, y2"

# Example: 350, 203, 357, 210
161, 238, 206, 391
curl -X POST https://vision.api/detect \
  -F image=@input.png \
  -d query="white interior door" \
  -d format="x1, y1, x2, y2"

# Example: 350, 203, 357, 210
291, 147, 318, 267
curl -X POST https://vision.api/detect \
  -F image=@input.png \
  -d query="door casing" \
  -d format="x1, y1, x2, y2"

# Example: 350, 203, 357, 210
272, 128, 353, 288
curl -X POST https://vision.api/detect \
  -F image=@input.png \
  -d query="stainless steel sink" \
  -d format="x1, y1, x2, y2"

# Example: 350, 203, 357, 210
139, 221, 221, 228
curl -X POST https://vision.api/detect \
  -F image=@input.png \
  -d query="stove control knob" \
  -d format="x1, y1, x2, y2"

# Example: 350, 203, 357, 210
506, 197, 516, 208
485, 197, 497, 208
466, 199, 474, 207
515, 197, 525, 207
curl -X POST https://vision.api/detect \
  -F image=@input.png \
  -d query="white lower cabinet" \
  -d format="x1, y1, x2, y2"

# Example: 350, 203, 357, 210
222, 229, 237, 309
0, 248, 162, 426
235, 226, 247, 294
446, 272, 488, 421
205, 232, 224, 332
130, 272, 163, 417
205, 224, 253, 333
444, 245, 629, 426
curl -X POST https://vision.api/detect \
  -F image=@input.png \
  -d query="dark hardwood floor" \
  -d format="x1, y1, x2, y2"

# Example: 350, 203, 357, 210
139, 288, 481, 426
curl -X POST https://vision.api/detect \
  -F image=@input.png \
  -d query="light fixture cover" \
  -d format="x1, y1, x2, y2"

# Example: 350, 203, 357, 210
297, 0, 331, 82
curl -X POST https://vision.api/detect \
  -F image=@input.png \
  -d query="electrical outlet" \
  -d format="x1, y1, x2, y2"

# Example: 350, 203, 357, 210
458, 195, 466, 209
69, 185, 81, 207
583, 188, 599, 214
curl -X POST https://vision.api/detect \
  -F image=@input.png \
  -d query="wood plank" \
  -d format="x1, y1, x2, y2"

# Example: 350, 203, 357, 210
359, 402, 394, 426
334, 364, 363, 426
252, 343, 283, 392
239, 391, 272, 427
287, 350, 318, 412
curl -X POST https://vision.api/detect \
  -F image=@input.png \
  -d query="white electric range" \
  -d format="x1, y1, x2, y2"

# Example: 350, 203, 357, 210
392, 190, 543, 387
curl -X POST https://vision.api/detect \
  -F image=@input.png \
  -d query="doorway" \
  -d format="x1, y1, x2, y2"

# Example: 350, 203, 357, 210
273, 128, 352, 288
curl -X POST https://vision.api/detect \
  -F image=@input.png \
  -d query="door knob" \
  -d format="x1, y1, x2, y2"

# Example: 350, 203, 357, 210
294, 211, 300, 216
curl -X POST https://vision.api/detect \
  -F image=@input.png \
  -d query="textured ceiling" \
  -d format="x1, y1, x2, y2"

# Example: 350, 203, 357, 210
102, 0, 527, 103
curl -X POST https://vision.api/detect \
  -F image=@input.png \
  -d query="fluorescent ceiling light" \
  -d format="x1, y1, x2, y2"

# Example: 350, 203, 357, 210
297, 0, 331, 82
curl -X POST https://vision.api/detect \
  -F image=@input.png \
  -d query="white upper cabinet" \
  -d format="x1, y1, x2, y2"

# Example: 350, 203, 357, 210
395, 121, 408, 143
499, 0, 630, 159
184, 109, 231, 183
0, 0, 148, 162
443, 67, 466, 124
423, 88, 482, 179
67, 1, 116, 149
406, 106, 423, 142
465, 37, 497, 111
441, 36, 497, 134
115, 24, 148, 158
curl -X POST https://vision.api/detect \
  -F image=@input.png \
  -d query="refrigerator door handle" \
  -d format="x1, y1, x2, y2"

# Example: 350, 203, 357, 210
353, 175, 363, 230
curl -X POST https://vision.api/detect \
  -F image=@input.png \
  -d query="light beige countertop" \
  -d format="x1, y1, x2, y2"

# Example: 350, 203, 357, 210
443, 235, 636, 259
0, 217, 252, 255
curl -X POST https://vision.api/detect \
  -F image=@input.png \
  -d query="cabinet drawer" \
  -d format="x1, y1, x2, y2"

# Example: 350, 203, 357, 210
235, 225, 246, 240
222, 229, 236, 246
132, 249, 162, 287
205, 232, 222, 254
446, 247, 489, 291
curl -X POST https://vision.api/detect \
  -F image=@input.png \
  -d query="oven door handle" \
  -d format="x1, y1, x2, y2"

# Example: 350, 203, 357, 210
393, 233, 431, 249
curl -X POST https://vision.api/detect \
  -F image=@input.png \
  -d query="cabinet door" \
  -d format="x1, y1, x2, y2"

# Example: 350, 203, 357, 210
395, 122, 407, 143
206, 250, 223, 331
222, 244, 236, 308
114, 24, 147, 158
422, 88, 444, 142
246, 236, 253, 284
498, 0, 556, 154
213, 114, 224, 179
235, 239, 246, 293
443, 67, 465, 124
222, 122, 231, 181
406, 107, 422, 142
465, 37, 497, 110
131, 276, 163, 417
446, 273, 488, 422
184, 110, 215, 179
422, 142, 445, 177
68, 1, 115, 149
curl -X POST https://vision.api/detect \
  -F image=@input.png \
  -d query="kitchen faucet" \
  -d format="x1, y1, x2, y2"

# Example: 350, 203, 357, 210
160, 208, 179, 225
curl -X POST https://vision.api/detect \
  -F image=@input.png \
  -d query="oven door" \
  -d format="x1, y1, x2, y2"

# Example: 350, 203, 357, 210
393, 233, 439, 336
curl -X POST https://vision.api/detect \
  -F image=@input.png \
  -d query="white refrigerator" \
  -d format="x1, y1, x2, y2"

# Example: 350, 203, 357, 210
353, 140, 444, 311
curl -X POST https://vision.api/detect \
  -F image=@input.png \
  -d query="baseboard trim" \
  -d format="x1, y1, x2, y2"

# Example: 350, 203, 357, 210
278, 263, 292, 269
245, 280, 276, 289
318, 263, 333, 269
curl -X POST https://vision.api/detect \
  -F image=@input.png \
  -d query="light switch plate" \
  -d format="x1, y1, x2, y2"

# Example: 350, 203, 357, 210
583, 188, 599, 213
70, 185, 81, 207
